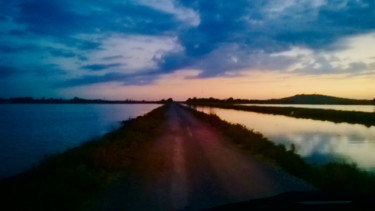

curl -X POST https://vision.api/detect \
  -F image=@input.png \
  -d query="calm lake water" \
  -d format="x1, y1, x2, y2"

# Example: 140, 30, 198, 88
0, 104, 160, 179
193, 106, 375, 171
239, 104, 375, 112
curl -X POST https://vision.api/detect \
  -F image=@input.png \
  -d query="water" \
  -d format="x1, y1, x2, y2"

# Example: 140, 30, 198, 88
239, 104, 375, 113
193, 106, 375, 171
0, 104, 160, 179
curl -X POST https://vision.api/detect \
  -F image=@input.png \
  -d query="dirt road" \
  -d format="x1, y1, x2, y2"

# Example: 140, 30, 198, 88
96, 104, 313, 210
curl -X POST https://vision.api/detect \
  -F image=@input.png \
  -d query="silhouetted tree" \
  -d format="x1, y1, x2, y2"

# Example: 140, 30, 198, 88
226, 97, 234, 103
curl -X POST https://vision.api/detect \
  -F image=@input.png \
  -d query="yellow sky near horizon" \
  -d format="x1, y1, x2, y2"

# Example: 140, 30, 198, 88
61, 69, 375, 101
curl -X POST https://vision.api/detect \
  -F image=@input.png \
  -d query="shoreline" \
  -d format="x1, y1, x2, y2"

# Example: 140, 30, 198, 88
187, 103, 375, 127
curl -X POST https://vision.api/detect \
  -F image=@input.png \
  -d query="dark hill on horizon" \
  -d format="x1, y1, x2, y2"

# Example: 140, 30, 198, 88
253, 94, 373, 105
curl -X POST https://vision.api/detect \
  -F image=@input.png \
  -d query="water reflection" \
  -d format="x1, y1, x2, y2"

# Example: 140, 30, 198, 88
194, 106, 375, 171
239, 104, 375, 113
0, 104, 160, 179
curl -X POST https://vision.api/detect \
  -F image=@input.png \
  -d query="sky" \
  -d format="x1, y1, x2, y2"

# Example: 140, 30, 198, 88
0, 0, 374, 100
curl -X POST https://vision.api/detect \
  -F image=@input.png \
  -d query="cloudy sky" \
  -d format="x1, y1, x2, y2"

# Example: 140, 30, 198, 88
0, 0, 374, 100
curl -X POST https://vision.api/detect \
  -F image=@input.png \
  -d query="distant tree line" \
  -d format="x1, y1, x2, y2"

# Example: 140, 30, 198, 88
186, 97, 251, 104
0, 97, 167, 104
187, 94, 375, 105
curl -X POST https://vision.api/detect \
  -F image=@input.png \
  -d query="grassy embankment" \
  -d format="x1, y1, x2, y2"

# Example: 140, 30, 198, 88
0, 105, 167, 210
182, 105, 375, 194
187, 103, 375, 127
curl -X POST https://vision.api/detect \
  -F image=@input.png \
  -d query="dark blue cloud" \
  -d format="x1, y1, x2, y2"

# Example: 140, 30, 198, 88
270, 1, 375, 50
0, 15, 8, 22
7, 29, 32, 37
0, 43, 41, 53
319, 1, 375, 29
156, 51, 194, 73
111, 3, 180, 34
78, 41, 102, 50
29, 64, 66, 76
178, 0, 252, 57
0, 43, 77, 59
12, 0, 180, 41
49, 49, 75, 58
102, 55, 124, 61
57, 71, 159, 87
0, 66, 16, 77
15, 0, 88, 36
58, 73, 125, 87
0, 64, 64, 78
82, 63, 121, 71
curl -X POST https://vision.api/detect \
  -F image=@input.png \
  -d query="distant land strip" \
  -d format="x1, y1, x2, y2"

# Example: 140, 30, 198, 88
186, 103, 375, 127
187, 94, 375, 105
0, 97, 173, 104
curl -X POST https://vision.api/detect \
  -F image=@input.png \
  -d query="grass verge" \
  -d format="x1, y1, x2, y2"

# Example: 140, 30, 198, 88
183, 105, 375, 194
0, 105, 167, 210
187, 103, 375, 127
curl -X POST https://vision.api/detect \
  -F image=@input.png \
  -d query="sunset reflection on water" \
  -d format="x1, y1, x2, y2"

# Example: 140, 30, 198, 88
194, 106, 375, 171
